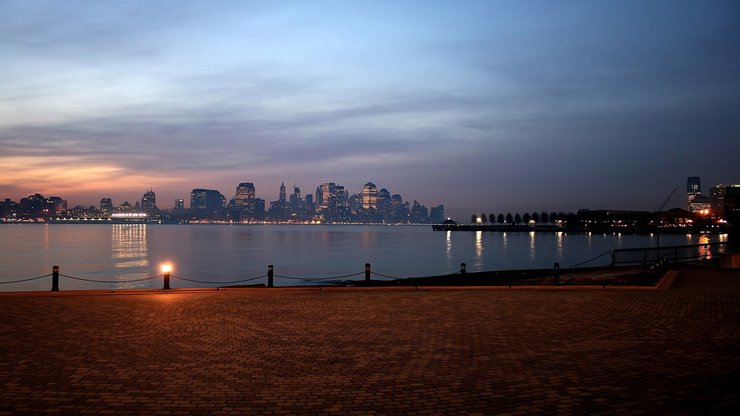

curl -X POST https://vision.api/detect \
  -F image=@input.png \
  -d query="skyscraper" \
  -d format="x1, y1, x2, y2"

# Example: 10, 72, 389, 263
141, 189, 157, 212
190, 189, 225, 218
234, 182, 257, 221
235, 183, 256, 207
279, 182, 287, 204
687, 176, 701, 209
361, 182, 378, 210
100, 198, 113, 215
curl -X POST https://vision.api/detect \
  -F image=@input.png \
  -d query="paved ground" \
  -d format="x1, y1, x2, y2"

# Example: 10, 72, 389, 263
1, 265, 738, 415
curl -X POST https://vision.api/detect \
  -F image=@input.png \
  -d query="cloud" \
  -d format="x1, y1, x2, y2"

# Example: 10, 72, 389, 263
1, 0, 739, 215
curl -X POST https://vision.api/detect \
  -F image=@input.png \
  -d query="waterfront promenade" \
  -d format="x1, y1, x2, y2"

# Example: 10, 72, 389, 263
1, 265, 738, 415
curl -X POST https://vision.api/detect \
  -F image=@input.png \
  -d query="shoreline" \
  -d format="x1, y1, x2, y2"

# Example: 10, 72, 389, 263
432, 222, 729, 235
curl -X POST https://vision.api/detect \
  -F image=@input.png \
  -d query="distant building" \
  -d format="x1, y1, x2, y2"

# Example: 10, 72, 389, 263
100, 198, 113, 215
687, 176, 701, 210
724, 185, 740, 225
711, 185, 727, 219
175, 199, 185, 210
279, 182, 287, 204
141, 189, 157, 213
47, 197, 67, 215
234, 182, 256, 221
361, 182, 378, 210
190, 188, 226, 219
689, 195, 712, 214
234, 183, 255, 206
430, 204, 445, 223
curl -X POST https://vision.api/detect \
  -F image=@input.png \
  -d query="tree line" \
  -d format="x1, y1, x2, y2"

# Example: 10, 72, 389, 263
470, 211, 578, 225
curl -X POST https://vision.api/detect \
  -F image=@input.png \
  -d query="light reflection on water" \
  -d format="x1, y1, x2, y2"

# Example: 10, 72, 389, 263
111, 224, 150, 288
0, 224, 728, 291
697, 234, 712, 260
556, 231, 564, 258
473, 231, 484, 269
528, 231, 536, 261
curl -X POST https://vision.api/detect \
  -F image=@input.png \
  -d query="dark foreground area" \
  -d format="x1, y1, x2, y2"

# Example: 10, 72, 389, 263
1, 265, 738, 415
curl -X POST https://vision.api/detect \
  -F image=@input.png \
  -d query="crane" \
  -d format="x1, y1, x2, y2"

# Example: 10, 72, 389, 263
657, 187, 678, 212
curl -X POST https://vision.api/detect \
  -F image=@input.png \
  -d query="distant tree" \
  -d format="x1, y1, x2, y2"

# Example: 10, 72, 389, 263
506, 213, 513, 224
550, 212, 558, 223
489, 213, 495, 224
514, 213, 522, 224
541, 211, 549, 224
531, 212, 540, 224
471, 214, 477, 224
497, 213, 505, 224
523, 212, 531, 224
566, 212, 578, 225
480, 213, 487, 224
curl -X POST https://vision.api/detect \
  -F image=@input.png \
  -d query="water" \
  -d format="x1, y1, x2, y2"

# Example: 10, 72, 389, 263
0, 224, 725, 291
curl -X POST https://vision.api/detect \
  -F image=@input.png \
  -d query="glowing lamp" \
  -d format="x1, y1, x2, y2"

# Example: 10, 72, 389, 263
161, 264, 172, 290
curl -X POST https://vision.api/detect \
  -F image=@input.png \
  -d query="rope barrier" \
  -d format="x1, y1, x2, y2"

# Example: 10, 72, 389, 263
568, 250, 613, 269
371, 271, 404, 279
60, 273, 161, 283
0, 273, 52, 284
275, 272, 365, 281
171, 274, 267, 285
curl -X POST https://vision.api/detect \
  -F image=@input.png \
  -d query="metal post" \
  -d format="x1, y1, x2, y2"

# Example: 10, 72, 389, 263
365, 263, 371, 281
554, 262, 560, 286
163, 271, 170, 290
268, 265, 274, 288
460, 262, 466, 274
52, 265, 59, 292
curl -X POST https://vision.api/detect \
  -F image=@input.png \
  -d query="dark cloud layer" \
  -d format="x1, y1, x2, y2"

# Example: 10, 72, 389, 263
1, 1, 739, 218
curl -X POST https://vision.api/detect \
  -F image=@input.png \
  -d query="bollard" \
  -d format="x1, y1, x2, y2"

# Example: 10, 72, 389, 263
365, 263, 371, 282
554, 262, 560, 286
163, 271, 171, 290
268, 265, 274, 288
460, 262, 466, 274
52, 265, 60, 292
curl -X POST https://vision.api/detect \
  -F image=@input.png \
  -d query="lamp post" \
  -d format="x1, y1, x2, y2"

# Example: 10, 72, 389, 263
162, 264, 172, 290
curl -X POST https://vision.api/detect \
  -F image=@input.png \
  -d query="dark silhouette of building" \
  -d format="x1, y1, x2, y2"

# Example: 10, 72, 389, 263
190, 188, 226, 219
100, 198, 113, 216
141, 189, 157, 213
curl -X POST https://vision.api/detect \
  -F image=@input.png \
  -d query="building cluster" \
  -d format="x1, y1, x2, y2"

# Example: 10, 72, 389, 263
466, 176, 740, 233
187, 181, 444, 224
0, 182, 445, 224
685, 176, 737, 220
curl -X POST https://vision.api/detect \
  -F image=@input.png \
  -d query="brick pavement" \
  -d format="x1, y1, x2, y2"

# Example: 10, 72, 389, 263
1, 265, 738, 415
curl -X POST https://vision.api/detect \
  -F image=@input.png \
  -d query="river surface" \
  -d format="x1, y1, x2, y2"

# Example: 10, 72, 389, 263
0, 224, 725, 291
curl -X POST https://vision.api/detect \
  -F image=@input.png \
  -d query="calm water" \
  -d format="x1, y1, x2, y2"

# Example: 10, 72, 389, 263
0, 224, 724, 291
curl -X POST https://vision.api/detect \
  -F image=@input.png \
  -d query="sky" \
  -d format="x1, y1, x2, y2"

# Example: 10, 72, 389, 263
1, 0, 739, 220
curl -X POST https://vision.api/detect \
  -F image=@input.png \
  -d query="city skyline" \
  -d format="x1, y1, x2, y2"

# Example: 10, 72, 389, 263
1, 1, 739, 220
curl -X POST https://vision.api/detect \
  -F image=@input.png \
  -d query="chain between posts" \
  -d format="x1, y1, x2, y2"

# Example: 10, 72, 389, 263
0, 274, 52, 284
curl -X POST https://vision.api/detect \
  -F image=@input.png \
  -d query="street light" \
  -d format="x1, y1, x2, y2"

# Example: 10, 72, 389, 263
161, 263, 172, 289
